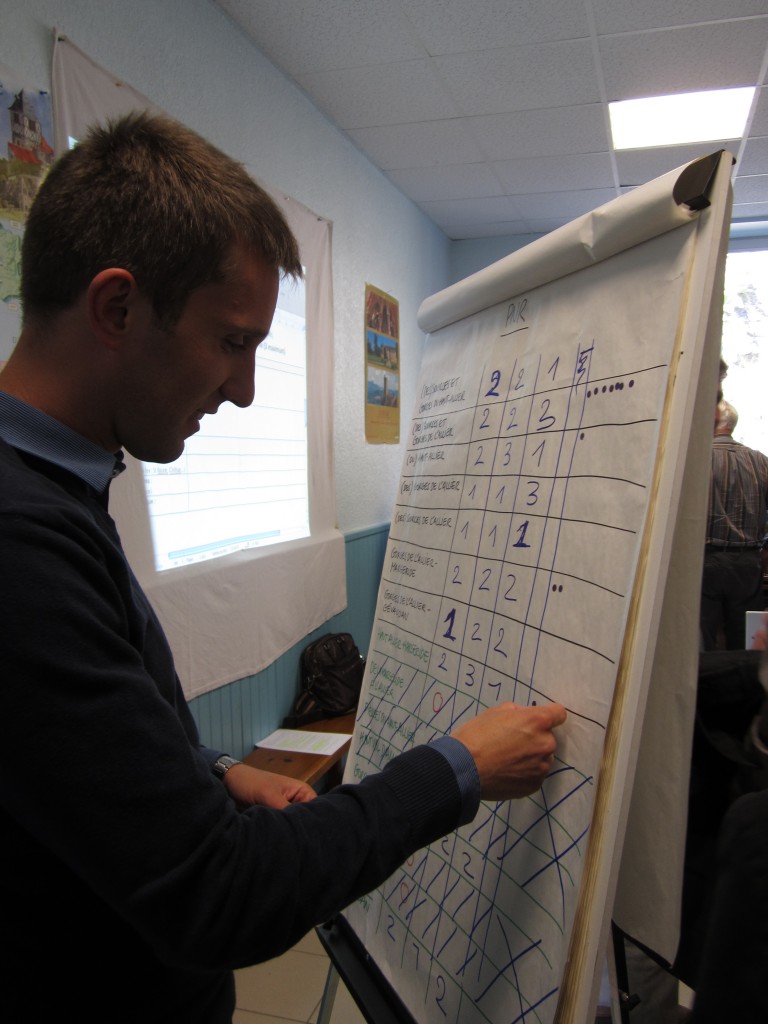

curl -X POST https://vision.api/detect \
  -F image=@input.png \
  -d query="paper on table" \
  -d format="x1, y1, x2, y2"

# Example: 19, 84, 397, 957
257, 729, 351, 755
746, 610, 766, 652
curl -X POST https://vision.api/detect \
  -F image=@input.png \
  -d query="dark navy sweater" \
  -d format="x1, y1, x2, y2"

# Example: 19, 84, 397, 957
0, 438, 465, 1023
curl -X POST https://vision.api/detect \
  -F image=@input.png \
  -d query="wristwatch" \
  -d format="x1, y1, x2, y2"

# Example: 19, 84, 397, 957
211, 754, 241, 779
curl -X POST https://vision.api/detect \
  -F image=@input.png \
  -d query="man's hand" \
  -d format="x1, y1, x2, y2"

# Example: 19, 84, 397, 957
450, 702, 566, 800
223, 764, 316, 810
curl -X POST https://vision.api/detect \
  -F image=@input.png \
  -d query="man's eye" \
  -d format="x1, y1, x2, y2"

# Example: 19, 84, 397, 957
224, 336, 248, 351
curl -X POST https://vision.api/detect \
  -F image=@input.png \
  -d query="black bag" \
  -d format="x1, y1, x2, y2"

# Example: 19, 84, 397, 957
283, 632, 365, 727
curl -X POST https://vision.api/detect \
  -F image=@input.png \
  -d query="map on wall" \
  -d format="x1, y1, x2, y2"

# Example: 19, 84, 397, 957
0, 65, 53, 366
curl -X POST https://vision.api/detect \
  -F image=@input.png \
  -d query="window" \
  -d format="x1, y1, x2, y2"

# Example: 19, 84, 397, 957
721, 246, 768, 452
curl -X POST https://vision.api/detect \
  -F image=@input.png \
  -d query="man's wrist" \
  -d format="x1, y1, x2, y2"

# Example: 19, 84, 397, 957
430, 735, 481, 825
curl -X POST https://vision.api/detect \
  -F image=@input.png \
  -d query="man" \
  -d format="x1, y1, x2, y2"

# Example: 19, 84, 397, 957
689, 625, 768, 1022
0, 113, 565, 1023
701, 399, 768, 649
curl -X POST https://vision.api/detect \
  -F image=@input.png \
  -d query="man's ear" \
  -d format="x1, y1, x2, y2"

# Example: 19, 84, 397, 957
86, 269, 146, 349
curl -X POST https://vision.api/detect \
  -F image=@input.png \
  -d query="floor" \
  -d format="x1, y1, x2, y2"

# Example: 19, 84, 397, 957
233, 930, 695, 1024
234, 929, 364, 1024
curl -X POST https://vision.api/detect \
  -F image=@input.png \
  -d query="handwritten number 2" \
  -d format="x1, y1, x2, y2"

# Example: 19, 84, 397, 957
485, 370, 501, 397
435, 976, 447, 1017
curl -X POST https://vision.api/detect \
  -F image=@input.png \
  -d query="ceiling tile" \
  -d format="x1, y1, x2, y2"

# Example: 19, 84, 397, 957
347, 119, 481, 169
732, 200, 768, 220
733, 174, 768, 203
446, 220, 532, 239
215, 0, 422, 74
417, 194, 525, 227
493, 153, 616, 194
749, 85, 768, 136
738, 137, 768, 175
598, 21, 768, 100
402, 0, 590, 53
591, 0, 768, 35
433, 39, 599, 116
466, 105, 611, 161
386, 163, 503, 202
295, 60, 456, 128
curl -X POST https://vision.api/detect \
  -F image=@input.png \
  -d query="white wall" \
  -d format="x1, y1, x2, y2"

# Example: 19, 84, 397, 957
1, 0, 451, 532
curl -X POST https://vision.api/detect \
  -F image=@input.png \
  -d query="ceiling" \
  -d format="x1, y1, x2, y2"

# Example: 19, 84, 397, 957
214, 0, 768, 240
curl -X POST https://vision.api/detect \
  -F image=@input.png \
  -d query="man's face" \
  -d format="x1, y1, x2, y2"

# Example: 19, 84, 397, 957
116, 246, 280, 464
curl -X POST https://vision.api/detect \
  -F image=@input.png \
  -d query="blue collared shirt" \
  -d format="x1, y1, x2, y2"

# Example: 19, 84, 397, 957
0, 390, 124, 493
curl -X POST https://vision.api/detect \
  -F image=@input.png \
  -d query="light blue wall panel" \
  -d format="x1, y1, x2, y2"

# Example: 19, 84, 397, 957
189, 524, 389, 757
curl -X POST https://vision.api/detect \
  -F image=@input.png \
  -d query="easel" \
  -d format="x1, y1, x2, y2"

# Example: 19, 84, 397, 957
315, 916, 639, 1024
610, 923, 641, 1024
317, 152, 732, 1024
315, 916, 415, 1024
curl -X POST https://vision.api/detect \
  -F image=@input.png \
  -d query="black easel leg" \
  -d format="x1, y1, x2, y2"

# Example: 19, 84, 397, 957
612, 923, 641, 1023
317, 963, 340, 1024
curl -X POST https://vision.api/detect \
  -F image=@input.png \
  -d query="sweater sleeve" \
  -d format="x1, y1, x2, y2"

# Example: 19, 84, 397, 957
0, 473, 467, 973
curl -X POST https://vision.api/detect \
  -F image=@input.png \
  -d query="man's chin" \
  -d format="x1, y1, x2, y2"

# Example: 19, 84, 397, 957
127, 438, 186, 464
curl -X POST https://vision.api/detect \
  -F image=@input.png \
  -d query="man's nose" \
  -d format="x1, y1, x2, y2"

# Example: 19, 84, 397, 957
221, 355, 256, 408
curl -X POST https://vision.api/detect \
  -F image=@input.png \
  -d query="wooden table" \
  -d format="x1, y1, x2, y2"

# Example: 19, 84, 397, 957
243, 712, 356, 789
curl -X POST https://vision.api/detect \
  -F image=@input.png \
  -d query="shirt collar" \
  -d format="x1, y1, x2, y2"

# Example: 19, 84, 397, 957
0, 391, 125, 493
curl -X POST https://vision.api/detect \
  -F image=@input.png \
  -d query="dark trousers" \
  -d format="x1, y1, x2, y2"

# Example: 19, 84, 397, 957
690, 790, 768, 1023
700, 548, 763, 650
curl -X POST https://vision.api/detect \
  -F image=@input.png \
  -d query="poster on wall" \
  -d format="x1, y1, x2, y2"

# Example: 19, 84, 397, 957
365, 283, 400, 444
0, 65, 53, 367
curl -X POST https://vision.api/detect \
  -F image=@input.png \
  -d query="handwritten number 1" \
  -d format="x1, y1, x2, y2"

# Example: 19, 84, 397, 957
443, 608, 457, 641
513, 521, 530, 548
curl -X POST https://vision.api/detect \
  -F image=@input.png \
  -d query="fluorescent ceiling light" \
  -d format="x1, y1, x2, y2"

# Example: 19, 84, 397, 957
609, 87, 755, 150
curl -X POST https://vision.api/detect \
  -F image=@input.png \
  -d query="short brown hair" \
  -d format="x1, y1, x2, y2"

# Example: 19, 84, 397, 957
22, 111, 301, 327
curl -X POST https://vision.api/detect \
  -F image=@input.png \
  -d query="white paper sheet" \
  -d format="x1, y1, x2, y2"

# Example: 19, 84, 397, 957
257, 729, 351, 755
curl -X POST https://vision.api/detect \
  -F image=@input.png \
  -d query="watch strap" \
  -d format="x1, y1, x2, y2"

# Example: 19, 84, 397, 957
212, 754, 241, 779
